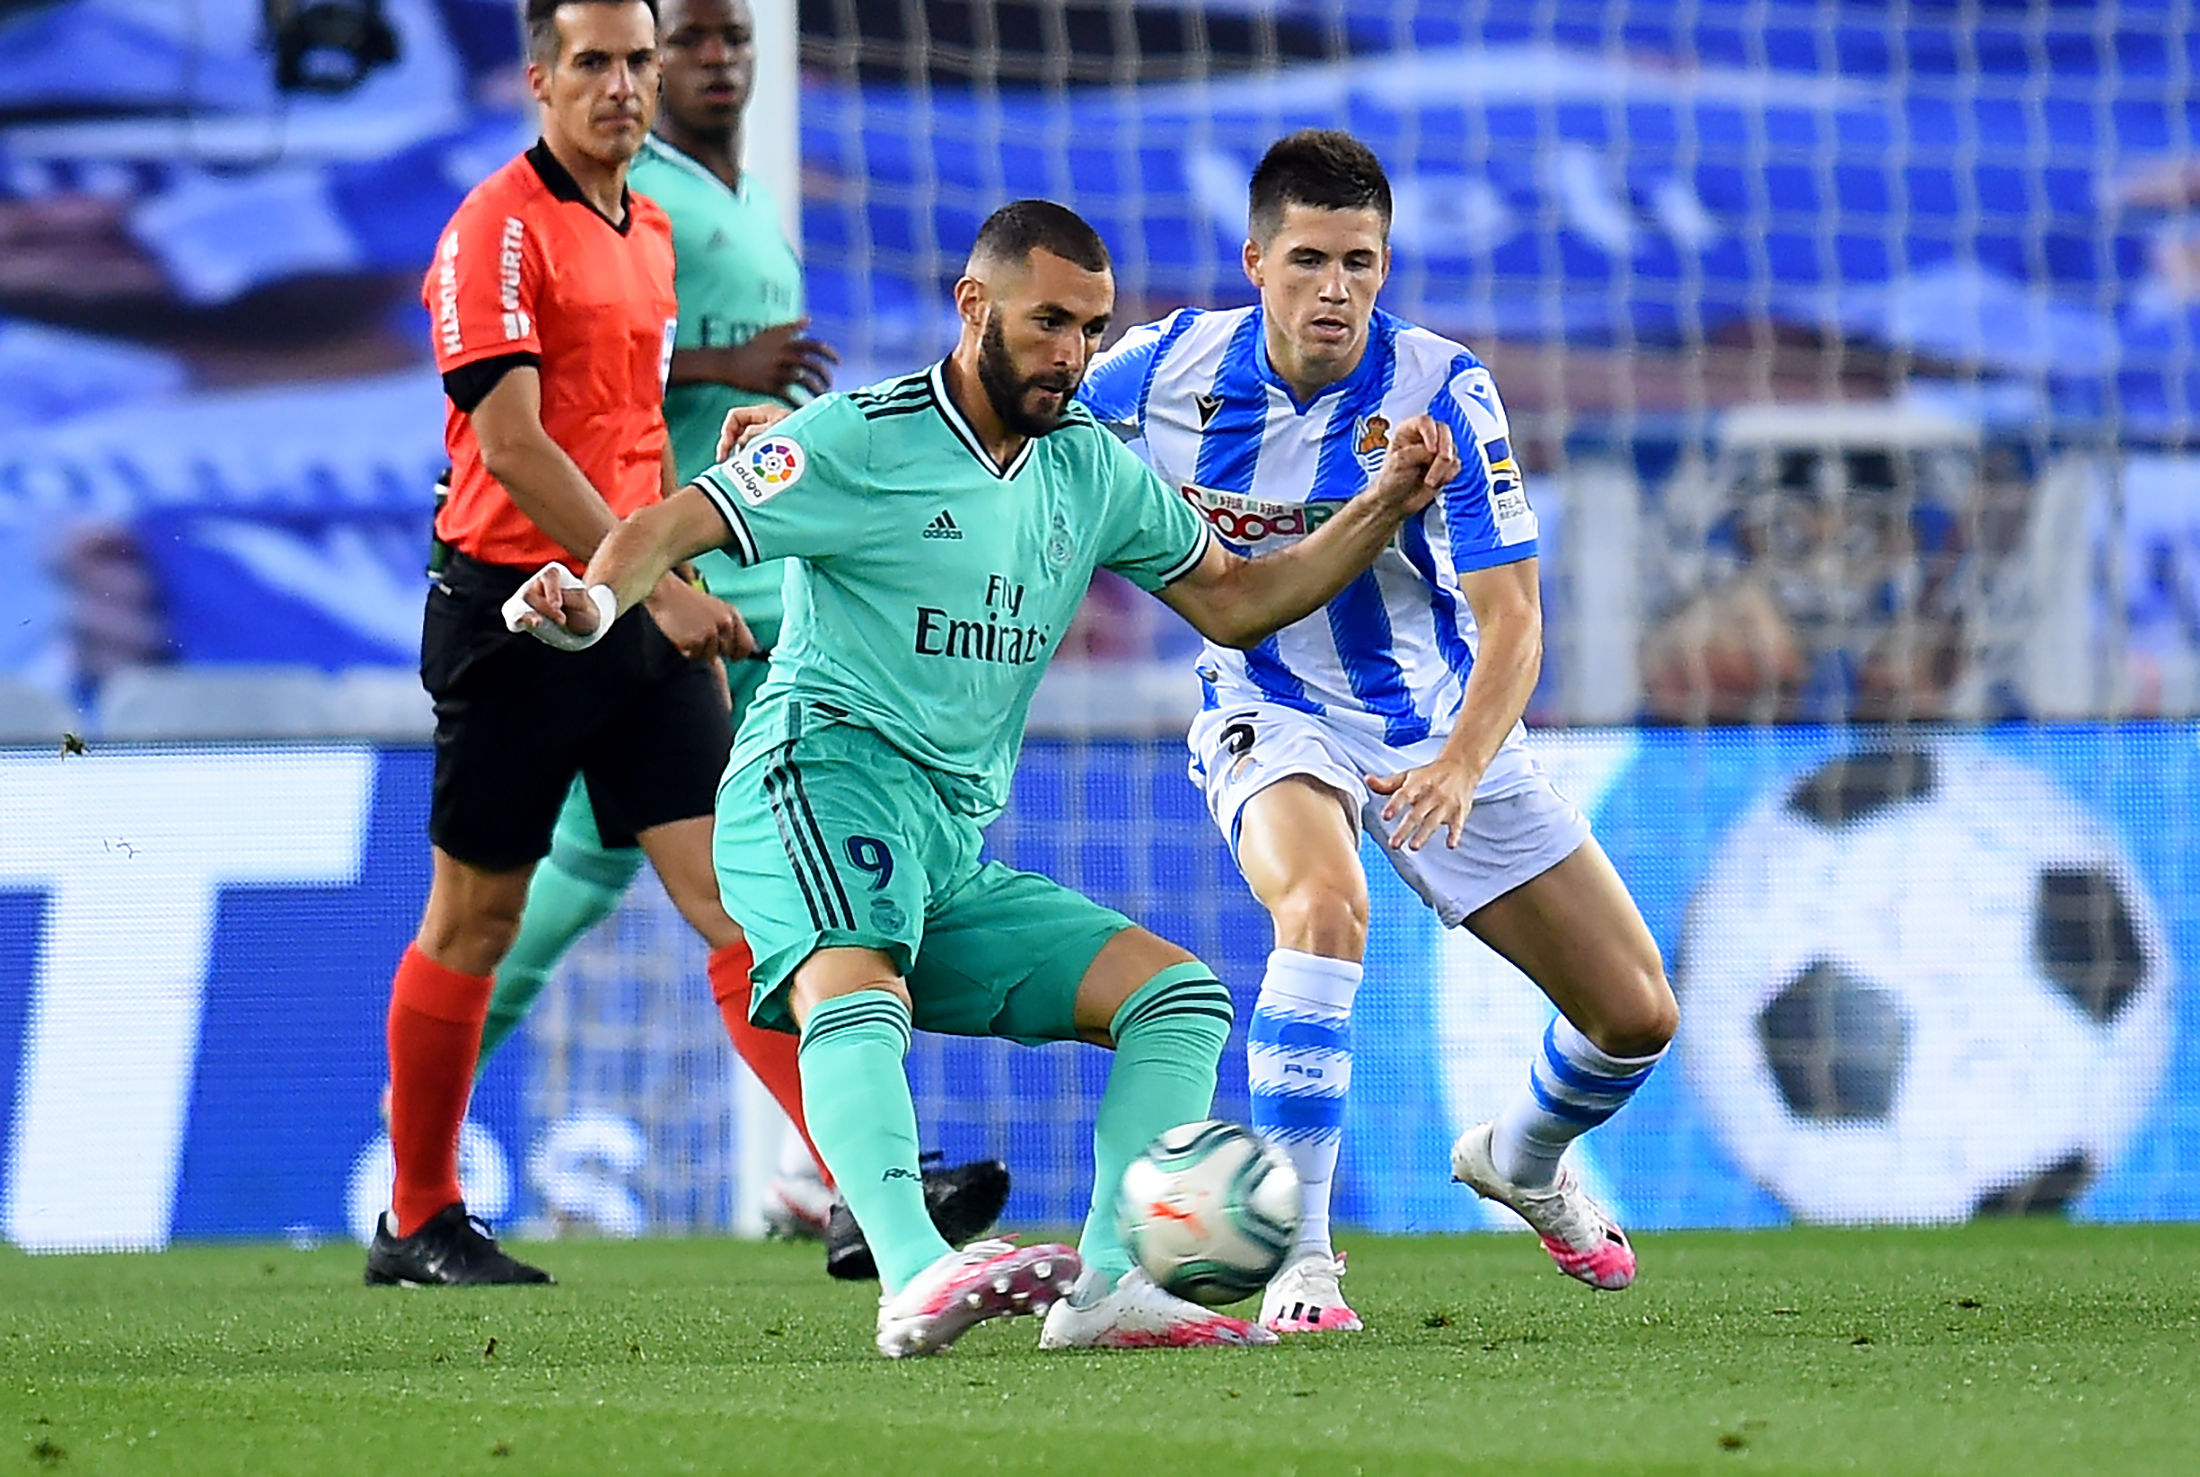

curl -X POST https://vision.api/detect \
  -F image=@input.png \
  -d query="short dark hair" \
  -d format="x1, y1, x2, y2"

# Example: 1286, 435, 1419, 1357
524, 0, 659, 66
969, 199, 1112, 275
1248, 129, 1393, 243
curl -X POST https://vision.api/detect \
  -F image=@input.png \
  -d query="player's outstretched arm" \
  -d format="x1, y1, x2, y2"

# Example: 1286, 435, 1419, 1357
1157, 415, 1459, 649
510, 487, 738, 650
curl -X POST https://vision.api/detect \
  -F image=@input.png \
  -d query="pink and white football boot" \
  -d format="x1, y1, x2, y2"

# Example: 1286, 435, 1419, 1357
1040, 1268, 1278, 1350
762, 1167, 834, 1241
1451, 1122, 1637, 1291
1260, 1252, 1363, 1333
874, 1239, 1081, 1358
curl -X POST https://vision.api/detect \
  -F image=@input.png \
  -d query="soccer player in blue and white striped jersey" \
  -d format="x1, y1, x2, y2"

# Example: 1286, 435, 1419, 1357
1080, 131, 1680, 1332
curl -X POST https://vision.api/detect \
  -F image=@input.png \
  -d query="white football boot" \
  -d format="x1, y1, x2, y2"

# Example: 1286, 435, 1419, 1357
1039, 1268, 1278, 1350
1260, 1252, 1363, 1333
874, 1239, 1081, 1358
1450, 1122, 1637, 1290
762, 1124, 834, 1240
762, 1165, 834, 1241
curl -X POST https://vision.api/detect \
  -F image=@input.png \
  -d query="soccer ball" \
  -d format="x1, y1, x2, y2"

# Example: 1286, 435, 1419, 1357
1117, 1120, 1302, 1306
1679, 738, 2172, 1223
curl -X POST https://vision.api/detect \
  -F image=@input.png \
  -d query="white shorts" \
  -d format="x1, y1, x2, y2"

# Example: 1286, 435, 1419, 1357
1187, 702, 1591, 927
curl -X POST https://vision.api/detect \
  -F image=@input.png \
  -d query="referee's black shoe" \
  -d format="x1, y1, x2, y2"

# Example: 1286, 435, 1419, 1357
365, 1204, 555, 1287
824, 1155, 1013, 1281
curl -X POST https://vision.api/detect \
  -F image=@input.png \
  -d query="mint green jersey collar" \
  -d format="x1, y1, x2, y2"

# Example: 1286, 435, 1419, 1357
637, 132, 749, 205
926, 360, 1036, 481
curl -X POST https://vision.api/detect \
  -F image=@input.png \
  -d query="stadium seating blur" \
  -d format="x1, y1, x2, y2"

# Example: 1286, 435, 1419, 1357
2, 0, 2194, 724
96, 665, 354, 741
94, 663, 431, 741
0, 675, 80, 744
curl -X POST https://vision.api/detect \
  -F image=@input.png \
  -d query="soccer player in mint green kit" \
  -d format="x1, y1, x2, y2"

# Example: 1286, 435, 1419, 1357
512, 199, 1459, 1357
479, 0, 827, 1078
475, 0, 1005, 1263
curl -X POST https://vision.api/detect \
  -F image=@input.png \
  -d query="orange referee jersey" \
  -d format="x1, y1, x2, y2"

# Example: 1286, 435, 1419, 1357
424, 141, 677, 570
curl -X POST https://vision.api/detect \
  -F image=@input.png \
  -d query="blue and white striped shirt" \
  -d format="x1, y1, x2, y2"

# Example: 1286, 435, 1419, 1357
1080, 304, 1541, 796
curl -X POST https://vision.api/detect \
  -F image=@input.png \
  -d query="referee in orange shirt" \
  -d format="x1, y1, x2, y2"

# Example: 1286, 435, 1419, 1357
369, 0, 751, 1285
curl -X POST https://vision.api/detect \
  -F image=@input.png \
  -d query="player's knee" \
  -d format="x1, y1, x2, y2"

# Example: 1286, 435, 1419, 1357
1588, 961, 1679, 1059
420, 905, 524, 976
1111, 964, 1234, 1061
545, 838, 645, 892
1265, 875, 1369, 958
422, 856, 534, 971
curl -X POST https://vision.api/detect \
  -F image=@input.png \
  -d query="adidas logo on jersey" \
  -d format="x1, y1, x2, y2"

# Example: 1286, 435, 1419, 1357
923, 511, 963, 540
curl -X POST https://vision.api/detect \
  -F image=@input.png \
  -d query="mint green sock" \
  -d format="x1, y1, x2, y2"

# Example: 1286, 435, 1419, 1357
1078, 965, 1234, 1285
799, 991, 950, 1292
476, 800, 645, 1069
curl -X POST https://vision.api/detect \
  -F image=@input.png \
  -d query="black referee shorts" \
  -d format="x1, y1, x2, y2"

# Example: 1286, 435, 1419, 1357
420, 553, 731, 872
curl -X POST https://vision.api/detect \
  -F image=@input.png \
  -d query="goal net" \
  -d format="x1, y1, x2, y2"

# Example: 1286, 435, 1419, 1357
511, 1, 2200, 1239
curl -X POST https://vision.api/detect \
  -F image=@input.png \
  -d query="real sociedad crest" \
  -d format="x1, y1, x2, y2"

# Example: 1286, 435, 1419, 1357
1353, 414, 1391, 476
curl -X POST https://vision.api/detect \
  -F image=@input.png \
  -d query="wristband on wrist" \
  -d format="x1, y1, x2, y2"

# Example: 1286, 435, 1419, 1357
501, 563, 617, 652
586, 583, 617, 634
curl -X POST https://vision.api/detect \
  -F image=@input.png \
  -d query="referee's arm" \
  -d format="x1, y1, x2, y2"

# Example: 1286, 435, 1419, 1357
468, 365, 626, 565
474, 368, 742, 660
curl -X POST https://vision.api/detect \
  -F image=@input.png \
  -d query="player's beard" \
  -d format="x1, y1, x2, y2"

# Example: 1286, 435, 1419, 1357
977, 313, 1077, 439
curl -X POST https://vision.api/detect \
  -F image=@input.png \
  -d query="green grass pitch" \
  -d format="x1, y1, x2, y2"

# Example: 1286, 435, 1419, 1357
4, 1221, 2196, 1476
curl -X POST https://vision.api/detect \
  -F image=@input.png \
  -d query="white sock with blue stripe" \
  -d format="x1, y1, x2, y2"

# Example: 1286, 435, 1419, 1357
1490, 1015, 1665, 1190
1248, 949, 1361, 1261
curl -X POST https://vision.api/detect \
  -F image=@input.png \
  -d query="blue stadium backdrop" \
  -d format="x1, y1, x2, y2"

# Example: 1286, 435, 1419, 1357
0, 727, 2193, 1252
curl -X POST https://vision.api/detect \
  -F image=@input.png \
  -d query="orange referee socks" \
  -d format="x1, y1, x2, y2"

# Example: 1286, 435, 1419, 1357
709, 940, 830, 1187
386, 945, 493, 1236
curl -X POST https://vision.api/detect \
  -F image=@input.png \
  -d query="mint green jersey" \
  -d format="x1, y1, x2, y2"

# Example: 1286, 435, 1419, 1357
629, 134, 802, 644
694, 363, 1212, 823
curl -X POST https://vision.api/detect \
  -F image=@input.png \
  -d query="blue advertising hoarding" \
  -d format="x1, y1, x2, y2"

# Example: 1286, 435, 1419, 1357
1338, 726, 2200, 1234
0, 726, 2192, 1250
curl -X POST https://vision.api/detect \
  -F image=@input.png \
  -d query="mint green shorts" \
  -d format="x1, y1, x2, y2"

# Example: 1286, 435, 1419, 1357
713, 713, 1135, 1042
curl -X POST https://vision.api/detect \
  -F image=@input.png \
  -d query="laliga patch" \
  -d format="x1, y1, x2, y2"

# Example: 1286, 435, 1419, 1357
730, 435, 806, 505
